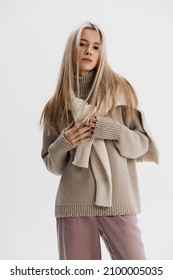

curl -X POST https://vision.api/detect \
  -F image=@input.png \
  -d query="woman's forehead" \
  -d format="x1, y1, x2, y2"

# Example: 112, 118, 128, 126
80, 28, 101, 44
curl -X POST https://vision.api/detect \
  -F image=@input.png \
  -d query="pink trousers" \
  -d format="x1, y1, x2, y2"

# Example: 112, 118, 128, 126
56, 215, 146, 260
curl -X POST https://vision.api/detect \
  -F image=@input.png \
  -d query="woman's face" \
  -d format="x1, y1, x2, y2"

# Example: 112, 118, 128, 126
75, 28, 101, 76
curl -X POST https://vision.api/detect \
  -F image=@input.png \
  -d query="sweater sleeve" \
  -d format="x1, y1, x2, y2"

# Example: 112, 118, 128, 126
94, 116, 121, 140
41, 126, 75, 175
94, 109, 149, 160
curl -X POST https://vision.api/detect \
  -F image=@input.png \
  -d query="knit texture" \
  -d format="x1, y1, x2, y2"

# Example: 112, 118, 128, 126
41, 71, 159, 218
70, 90, 121, 207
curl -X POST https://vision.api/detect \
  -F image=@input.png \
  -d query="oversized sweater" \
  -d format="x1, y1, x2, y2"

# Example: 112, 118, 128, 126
41, 72, 159, 218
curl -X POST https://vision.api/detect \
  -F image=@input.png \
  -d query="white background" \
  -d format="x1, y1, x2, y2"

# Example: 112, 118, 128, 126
0, 0, 173, 260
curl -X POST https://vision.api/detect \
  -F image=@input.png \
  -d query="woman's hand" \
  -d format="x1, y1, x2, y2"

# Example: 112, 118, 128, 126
64, 118, 96, 147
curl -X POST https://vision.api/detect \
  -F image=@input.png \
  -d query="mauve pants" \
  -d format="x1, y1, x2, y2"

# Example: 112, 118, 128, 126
56, 215, 146, 260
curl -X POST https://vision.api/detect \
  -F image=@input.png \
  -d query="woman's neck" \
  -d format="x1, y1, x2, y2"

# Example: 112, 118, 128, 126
73, 71, 95, 99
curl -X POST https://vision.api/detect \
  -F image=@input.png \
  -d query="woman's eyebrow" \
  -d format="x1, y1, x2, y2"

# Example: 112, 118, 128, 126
80, 38, 100, 45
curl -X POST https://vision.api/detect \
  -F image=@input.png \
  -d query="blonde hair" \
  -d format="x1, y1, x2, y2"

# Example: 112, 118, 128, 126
40, 21, 138, 133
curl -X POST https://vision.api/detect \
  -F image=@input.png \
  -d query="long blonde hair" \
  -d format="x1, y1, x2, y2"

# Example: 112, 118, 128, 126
40, 22, 138, 133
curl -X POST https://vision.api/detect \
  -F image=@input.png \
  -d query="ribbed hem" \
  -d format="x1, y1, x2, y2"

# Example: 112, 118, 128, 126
55, 203, 141, 217
49, 130, 74, 158
94, 116, 121, 140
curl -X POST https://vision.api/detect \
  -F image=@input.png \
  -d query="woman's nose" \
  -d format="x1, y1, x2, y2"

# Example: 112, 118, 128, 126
84, 45, 92, 55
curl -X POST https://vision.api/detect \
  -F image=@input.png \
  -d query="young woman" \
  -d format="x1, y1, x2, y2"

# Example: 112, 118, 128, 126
40, 22, 159, 260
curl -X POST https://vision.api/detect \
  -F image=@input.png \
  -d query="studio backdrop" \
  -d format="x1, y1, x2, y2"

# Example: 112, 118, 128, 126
0, 0, 173, 260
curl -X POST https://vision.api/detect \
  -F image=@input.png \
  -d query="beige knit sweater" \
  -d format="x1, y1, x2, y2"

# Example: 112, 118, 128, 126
41, 72, 159, 218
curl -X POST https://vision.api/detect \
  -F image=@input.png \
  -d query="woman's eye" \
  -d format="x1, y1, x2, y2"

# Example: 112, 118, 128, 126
93, 46, 99, 50
80, 43, 86, 47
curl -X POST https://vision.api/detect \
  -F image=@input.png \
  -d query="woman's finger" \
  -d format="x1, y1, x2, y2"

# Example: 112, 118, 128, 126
74, 129, 93, 141
64, 121, 74, 131
73, 133, 93, 146
64, 118, 94, 146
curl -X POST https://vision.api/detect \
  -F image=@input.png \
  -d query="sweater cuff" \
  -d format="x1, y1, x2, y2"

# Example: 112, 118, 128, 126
49, 130, 75, 158
94, 116, 121, 140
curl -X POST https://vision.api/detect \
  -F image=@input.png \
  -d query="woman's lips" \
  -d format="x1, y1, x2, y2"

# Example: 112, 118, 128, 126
81, 58, 93, 63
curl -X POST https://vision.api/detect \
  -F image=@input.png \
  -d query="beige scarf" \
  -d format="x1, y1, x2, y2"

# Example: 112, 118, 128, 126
70, 91, 159, 207
71, 91, 112, 206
